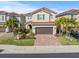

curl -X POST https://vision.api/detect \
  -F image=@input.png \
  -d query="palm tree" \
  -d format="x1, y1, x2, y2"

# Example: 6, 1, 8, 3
54, 17, 78, 35
13, 24, 30, 40
54, 17, 65, 34
69, 18, 79, 31
4, 17, 19, 32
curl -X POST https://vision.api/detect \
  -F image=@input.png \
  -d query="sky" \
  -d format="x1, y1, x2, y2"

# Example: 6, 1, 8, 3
0, 1, 79, 14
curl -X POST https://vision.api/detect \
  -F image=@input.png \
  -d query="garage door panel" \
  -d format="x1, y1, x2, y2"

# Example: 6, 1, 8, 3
36, 27, 53, 34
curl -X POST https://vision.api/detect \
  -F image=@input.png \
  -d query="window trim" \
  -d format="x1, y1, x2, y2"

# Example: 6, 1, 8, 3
49, 14, 53, 20
0, 15, 5, 21
28, 16, 32, 19
2, 16, 4, 21
37, 14, 45, 20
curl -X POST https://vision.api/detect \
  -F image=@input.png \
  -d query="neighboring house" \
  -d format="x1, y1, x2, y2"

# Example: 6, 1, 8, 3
0, 11, 21, 32
56, 9, 79, 31
56, 9, 79, 22
0, 11, 9, 32
9, 12, 21, 22
25, 7, 57, 35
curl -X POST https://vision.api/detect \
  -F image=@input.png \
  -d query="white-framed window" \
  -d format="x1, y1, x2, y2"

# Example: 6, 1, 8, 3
0, 15, 4, 21
49, 14, 53, 20
37, 14, 45, 20
28, 16, 32, 19
2, 16, 4, 21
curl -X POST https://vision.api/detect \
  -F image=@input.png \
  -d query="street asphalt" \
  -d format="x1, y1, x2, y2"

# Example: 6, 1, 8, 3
0, 45, 79, 58
0, 53, 79, 58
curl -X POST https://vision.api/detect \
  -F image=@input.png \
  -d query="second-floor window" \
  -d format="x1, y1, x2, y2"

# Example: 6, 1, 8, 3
2, 16, 4, 21
37, 14, 45, 20
28, 16, 32, 19
0, 15, 4, 21
13, 16, 17, 20
49, 14, 53, 20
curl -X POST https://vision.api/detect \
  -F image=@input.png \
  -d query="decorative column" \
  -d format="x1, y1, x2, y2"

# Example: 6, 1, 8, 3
53, 26, 57, 35
32, 26, 35, 34
5, 27, 9, 33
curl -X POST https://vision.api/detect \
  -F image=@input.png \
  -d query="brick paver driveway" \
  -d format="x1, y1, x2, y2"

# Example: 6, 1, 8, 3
34, 34, 60, 46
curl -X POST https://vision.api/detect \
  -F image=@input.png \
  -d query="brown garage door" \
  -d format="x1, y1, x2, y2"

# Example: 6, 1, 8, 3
0, 27, 5, 32
36, 27, 53, 34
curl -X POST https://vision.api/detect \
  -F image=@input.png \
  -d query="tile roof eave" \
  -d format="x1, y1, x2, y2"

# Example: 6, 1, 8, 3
56, 9, 79, 17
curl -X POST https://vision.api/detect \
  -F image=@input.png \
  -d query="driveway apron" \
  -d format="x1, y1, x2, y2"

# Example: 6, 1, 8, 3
34, 34, 60, 46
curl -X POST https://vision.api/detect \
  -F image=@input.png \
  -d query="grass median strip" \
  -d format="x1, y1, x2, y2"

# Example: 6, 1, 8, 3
59, 35, 79, 45
0, 36, 34, 46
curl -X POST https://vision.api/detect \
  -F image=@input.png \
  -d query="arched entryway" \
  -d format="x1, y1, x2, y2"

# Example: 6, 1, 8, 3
28, 24, 32, 29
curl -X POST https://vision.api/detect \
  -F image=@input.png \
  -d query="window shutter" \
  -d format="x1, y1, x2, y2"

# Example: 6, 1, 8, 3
2, 16, 4, 21
37, 14, 39, 20
49, 15, 50, 20
43, 14, 45, 20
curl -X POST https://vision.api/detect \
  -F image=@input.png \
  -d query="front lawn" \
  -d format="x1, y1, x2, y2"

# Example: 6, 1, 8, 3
59, 35, 79, 45
0, 36, 34, 46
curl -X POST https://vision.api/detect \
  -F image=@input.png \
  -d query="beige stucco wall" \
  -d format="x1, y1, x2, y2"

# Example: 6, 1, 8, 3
57, 14, 79, 22
76, 14, 79, 22
26, 11, 56, 23
57, 15, 71, 18
6, 16, 10, 20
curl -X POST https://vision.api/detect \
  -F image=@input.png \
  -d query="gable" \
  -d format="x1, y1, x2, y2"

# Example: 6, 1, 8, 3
26, 7, 57, 16
33, 11, 51, 16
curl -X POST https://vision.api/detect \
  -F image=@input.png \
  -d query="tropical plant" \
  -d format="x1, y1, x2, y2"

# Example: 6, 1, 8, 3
13, 24, 30, 40
54, 17, 65, 34
4, 17, 19, 32
26, 30, 35, 39
54, 17, 78, 35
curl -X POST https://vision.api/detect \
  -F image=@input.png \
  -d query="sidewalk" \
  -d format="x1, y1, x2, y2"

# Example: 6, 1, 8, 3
0, 45, 79, 54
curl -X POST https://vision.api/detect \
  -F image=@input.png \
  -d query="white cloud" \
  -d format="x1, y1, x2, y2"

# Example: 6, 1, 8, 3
50, 8, 63, 14
0, 1, 64, 14
0, 1, 37, 14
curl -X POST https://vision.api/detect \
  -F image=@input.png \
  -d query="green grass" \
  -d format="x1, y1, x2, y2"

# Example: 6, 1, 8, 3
0, 36, 34, 46
59, 35, 79, 45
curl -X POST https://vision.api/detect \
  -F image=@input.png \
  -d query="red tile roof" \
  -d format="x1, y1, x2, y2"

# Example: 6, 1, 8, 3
9, 12, 19, 16
26, 21, 54, 24
31, 22, 53, 23
0, 11, 8, 14
66, 9, 78, 12
0, 11, 19, 16
31, 22, 54, 26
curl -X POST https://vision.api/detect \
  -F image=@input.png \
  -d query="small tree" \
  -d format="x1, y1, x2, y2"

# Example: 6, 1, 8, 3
13, 24, 30, 40
54, 17, 65, 34
54, 17, 78, 35
4, 17, 19, 32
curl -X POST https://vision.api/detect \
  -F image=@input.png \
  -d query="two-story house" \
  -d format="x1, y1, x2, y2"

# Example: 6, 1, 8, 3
0, 11, 21, 32
0, 11, 9, 32
25, 7, 57, 35
56, 9, 79, 22
56, 9, 79, 30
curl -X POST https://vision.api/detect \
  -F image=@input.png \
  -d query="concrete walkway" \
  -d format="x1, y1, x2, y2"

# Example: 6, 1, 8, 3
0, 45, 79, 54
0, 32, 14, 37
